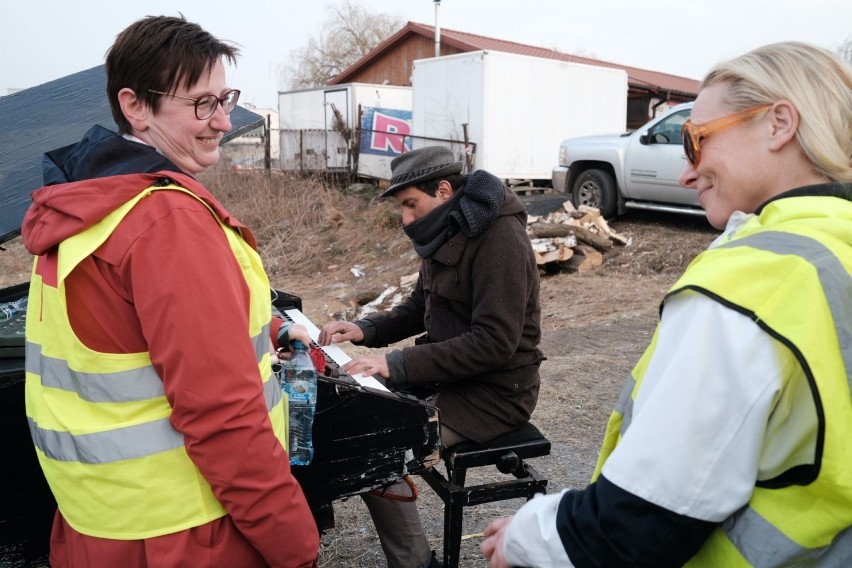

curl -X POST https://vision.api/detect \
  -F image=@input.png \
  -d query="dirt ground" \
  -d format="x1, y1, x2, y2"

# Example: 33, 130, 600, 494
273, 200, 719, 567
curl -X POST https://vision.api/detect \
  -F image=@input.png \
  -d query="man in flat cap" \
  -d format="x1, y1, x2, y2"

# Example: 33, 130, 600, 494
320, 145, 544, 568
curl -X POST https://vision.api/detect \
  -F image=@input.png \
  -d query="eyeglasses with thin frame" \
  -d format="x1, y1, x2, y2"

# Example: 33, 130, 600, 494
148, 89, 241, 120
681, 104, 772, 166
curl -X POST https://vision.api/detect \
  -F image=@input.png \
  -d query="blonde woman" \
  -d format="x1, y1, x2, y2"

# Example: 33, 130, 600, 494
482, 41, 852, 568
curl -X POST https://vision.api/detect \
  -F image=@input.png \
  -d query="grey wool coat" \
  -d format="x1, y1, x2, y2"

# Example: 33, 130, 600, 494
357, 185, 544, 443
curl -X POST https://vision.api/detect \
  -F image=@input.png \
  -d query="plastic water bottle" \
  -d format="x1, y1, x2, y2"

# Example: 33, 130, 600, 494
281, 340, 317, 465
0, 296, 28, 321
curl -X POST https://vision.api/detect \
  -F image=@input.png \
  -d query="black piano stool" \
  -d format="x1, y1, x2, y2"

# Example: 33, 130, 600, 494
418, 421, 551, 568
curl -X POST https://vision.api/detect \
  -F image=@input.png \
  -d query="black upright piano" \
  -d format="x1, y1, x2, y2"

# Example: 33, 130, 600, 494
0, 67, 440, 566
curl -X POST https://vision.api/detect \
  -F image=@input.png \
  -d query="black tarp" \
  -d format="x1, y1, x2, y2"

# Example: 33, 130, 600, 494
0, 65, 263, 244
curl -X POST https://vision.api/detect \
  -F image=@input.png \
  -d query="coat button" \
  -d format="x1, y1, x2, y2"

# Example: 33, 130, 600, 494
513, 383, 519, 389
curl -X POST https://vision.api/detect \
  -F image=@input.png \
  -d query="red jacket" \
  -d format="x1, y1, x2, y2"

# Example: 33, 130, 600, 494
23, 131, 319, 567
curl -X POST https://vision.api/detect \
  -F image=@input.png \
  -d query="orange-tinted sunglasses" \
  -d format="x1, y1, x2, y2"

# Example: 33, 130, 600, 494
681, 104, 772, 166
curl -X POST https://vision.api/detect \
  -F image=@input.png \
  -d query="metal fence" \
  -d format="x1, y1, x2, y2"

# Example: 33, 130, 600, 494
279, 127, 475, 180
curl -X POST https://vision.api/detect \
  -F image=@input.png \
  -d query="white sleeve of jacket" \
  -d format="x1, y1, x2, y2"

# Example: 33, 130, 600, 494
503, 490, 574, 568
502, 291, 802, 564
603, 291, 797, 522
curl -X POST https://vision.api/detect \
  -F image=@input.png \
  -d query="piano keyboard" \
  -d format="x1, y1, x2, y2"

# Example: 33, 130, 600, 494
283, 309, 390, 393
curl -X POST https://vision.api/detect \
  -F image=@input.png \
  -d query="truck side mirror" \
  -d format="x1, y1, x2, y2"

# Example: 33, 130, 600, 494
639, 131, 650, 144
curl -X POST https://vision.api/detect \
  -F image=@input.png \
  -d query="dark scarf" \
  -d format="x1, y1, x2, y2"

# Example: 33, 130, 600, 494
404, 170, 507, 258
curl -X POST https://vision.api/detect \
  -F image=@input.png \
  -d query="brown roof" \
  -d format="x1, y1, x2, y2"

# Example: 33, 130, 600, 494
333, 21, 700, 98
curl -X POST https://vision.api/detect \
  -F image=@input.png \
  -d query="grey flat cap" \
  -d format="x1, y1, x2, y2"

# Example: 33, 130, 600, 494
381, 146, 464, 198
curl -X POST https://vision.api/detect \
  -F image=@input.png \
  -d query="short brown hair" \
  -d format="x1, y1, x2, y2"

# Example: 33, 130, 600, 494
105, 15, 239, 134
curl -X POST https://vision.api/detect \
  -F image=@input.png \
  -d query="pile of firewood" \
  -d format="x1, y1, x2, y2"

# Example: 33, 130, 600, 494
527, 201, 630, 272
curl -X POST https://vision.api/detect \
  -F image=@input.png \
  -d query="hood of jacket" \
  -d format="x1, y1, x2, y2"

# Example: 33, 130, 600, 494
498, 183, 529, 227
22, 125, 253, 255
453, 169, 528, 237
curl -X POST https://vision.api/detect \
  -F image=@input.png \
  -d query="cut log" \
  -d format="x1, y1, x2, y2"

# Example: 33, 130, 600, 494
577, 205, 602, 218
563, 246, 603, 272
530, 236, 577, 252
530, 242, 551, 253
530, 222, 571, 238
606, 230, 630, 246
586, 214, 629, 245
534, 244, 574, 265
575, 244, 603, 257
566, 224, 613, 251
591, 214, 611, 233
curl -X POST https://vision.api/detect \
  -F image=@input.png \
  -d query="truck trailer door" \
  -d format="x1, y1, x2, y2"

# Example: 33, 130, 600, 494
323, 88, 349, 170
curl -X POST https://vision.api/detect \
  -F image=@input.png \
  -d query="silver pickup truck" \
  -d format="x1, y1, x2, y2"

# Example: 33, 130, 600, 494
552, 102, 705, 218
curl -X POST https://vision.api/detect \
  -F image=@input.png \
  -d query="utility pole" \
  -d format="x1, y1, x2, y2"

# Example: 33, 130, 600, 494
434, 0, 441, 57
264, 114, 271, 170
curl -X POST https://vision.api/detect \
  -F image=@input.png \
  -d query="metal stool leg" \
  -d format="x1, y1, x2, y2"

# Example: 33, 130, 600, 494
444, 465, 467, 568
419, 423, 551, 568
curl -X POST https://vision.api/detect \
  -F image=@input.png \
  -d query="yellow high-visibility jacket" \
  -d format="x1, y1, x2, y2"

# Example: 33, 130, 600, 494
26, 184, 286, 539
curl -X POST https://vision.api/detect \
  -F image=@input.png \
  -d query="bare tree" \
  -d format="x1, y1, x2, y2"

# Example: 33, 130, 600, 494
838, 35, 852, 65
282, 1, 403, 89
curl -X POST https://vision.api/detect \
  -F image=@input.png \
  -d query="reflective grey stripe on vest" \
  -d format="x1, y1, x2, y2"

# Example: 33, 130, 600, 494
254, 323, 272, 361
29, 415, 184, 464
26, 342, 165, 402
27, 324, 280, 464
720, 231, 852, 396
25, 324, 272, 403
29, 378, 281, 464
723, 506, 852, 566
615, 374, 635, 436
265, 373, 282, 411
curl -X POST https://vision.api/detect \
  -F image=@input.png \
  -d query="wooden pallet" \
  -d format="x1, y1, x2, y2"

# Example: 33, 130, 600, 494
512, 186, 550, 196
504, 179, 551, 196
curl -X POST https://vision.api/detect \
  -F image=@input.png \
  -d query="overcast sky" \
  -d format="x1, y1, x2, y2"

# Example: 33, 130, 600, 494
2, 0, 849, 109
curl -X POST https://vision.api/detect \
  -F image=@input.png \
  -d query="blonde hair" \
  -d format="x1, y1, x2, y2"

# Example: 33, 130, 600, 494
702, 41, 852, 182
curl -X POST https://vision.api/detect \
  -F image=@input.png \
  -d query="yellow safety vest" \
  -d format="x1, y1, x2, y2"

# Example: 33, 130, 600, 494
25, 184, 287, 540
593, 195, 852, 565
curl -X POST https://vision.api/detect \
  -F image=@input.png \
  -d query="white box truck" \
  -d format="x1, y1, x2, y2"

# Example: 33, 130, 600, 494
411, 50, 628, 186
278, 83, 413, 178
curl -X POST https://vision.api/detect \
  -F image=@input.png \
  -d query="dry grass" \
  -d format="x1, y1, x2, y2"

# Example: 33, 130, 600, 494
200, 171, 410, 279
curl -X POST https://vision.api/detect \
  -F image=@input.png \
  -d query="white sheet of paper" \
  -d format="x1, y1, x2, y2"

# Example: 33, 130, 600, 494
283, 308, 390, 392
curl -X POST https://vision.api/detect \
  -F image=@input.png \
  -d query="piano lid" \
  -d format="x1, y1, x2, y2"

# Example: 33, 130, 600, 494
0, 65, 263, 245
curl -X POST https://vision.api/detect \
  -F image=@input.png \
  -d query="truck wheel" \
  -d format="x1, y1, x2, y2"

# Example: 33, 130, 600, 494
572, 169, 617, 218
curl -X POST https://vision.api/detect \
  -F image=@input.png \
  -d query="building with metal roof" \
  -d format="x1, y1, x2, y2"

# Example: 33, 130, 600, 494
331, 22, 700, 129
